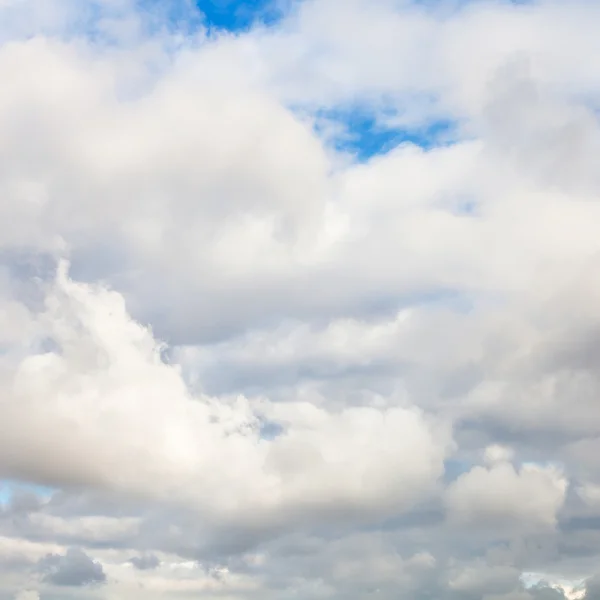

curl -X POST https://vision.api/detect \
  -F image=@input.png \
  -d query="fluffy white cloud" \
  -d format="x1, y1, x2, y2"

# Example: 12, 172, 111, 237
0, 266, 451, 531
445, 461, 568, 532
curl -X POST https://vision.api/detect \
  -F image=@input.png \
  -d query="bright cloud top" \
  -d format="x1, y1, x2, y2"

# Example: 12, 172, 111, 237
4, 263, 450, 525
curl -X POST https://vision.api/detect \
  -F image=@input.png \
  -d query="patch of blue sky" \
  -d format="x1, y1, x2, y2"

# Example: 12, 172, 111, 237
442, 459, 472, 484
313, 106, 458, 162
195, 0, 287, 33
128, 0, 286, 38
139, 1, 204, 35
72, 1, 287, 47
0, 480, 56, 506
259, 420, 284, 441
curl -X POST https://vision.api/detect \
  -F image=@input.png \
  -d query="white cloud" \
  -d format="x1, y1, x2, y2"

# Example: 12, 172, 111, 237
484, 445, 515, 466
13, 591, 39, 600
448, 561, 521, 596
445, 461, 568, 532
0, 265, 451, 531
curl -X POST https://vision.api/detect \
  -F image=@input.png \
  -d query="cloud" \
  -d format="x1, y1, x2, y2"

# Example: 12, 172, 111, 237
0, 0, 600, 598
448, 561, 521, 597
0, 265, 452, 534
445, 461, 568, 532
129, 553, 160, 570
13, 591, 39, 600
37, 547, 106, 586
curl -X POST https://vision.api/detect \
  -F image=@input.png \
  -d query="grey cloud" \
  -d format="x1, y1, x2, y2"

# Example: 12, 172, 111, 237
585, 575, 600, 600
527, 584, 571, 600
129, 553, 160, 570
484, 57, 600, 195
36, 548, 106, 587
3, 490, 44, 516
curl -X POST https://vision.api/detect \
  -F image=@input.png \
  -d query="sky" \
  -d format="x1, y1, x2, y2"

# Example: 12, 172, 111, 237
2, 0, 600, 598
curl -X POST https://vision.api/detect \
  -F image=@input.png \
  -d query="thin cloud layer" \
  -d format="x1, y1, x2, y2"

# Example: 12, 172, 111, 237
0, 0, 599, 599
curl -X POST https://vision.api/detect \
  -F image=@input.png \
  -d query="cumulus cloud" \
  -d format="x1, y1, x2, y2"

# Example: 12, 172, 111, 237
37, 547, 106, 586
484, 445, 516, 466
0, 265, 451, 532
129, 553, 160, 570
445, 461, 568, 532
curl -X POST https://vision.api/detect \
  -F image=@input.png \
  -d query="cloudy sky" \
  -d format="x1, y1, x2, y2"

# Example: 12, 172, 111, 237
2, 0, 600, 598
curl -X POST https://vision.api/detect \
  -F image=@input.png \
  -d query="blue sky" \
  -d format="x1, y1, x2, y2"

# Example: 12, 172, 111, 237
195, 0, 285, 31
0, 480, 55, 505
193, 1, 457, 160
314, 108, 457, 161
